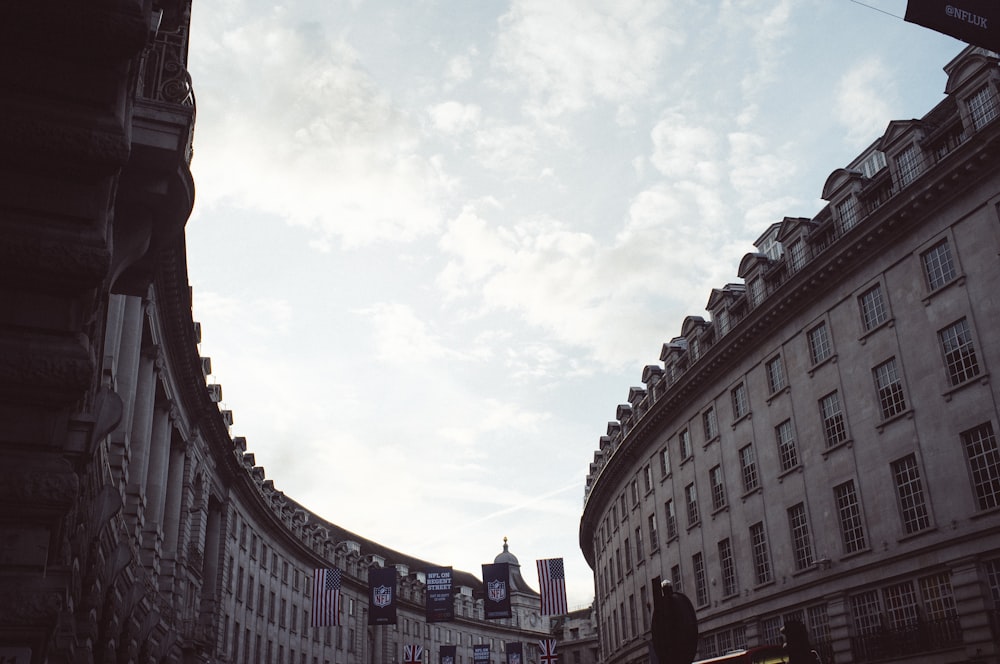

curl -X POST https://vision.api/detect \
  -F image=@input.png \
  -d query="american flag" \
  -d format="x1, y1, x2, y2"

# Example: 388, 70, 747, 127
536, 558, 568, 616
404, 644, 423, 664
312, 568, 342, 626
538, 639, 558, 664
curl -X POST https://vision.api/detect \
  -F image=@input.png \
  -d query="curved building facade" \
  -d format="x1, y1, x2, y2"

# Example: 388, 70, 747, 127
580, 47, 1000, 664
0, 3, 555, 663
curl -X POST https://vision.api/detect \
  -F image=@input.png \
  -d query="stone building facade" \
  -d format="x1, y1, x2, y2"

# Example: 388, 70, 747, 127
580, 47, 1000, 664
0, 3, 555, 663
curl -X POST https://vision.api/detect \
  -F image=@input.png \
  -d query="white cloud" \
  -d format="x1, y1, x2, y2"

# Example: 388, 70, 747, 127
836, 57, 896, 147
493, 0, 675, 118
190, 20, 450, 247
427, 101, 482, 134
650, 112, 723, 182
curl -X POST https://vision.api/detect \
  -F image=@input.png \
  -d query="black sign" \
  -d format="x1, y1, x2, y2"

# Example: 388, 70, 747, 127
905, 1, 1000, 51
473, 644, 490, 664
368, 566, 397, 625
425, 566, 454, 623
440, 645, 457, 664
506, 642, 523, 664
481, 562, 511, 619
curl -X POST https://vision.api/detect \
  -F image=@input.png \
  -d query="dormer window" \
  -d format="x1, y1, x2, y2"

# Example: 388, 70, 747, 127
748, 277, 764, 307
896, 144, 922, 187
690, 337, 701, 361
788, 239, 806, 271
967, 84, 998, 131
837, 196, 860, 233
759, 236, 781, 261
717, 309, 730, 335
860, 150, 886, 178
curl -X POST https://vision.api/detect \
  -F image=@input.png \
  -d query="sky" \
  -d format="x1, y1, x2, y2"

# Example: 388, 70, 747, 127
184, 0, 964, 609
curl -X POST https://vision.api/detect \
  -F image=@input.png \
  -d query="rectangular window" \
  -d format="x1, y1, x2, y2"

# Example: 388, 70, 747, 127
679, 429, 692, 460
710, 465, 726, 511
739, 443, 759, 492
685, 483, 699, 527
630, 479, 640, 506
703, 407, 718, 441
634, 526, 644, 561
749, 277, 764, 307
808, 323, 832, 364
835, 480, 867, 553
968, 84, 998, 131
858, 284, 888, 331
788, 503, 814, 570
892, 454, 931, 534
882, 580, 918, 629
819, 391, 848, 448
838, 196, 860, 232
665, 500, 677, 540
731, 383, 749, 420
919, 572, 957, 621
648, 513, 659, 552
939, 318, 980, 385
873, 357, 907, 419
851, 590, 882, 635
749, 522, 772, 585
788, 239, 807, 271
659, 446, 671, 478
807, 605, 831, 651
639, 585, 649, 631
775, 420, 799, 471
643, 464, 653, 493
962, 422, 1000, 510
922, 239, 957, 290
670, 564, 682, 593
693, 553, 708, 606
718, 539, 738, 597
690, 336, 701, 361
765, 356, 785, 393
896, 144, 921, 186
717, 308, 730, 335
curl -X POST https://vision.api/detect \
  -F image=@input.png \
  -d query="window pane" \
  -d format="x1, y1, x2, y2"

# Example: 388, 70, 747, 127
939, 318, 980, 385
922, 240, 957, 290
873, 358, 907, 419
808, 323, 832, 364
962, 422, 1000, 510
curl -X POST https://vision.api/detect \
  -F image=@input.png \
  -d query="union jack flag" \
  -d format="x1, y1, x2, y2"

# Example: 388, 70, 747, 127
312, 568, 342, 626
536, 558, 568, 616
538, 639, 558, 664
404, 644, 423, 664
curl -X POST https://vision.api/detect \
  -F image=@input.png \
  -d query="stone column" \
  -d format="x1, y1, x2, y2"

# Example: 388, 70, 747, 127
125, 347, 157, 520
144, 405, 173, 528
952, 558, 997, 662
162, 441, 187, 556
202, 501, 222, 595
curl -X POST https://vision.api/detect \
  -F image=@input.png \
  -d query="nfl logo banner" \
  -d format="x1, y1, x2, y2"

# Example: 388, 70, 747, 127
904, 0, 999, 51
506, 642, 523, 664
473, 644, 490, 664
440, 644, 457, 664
368, 566, 397, 625
425, 566, 454, 623
481, 562, 511, 619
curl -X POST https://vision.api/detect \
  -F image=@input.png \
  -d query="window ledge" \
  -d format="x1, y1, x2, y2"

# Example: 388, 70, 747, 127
765, 385, 790, 405
660, 473, 672, 484
839, 547, 872, 562
686, 521, 701, 532
821, 438, 853, 460
741, 486, 762, 502
711, 505, 729, 519
731, 412, 752, 429
876, 408, 914, 433
702, 434, 720, 449
680, 455, 694, 467
943, 372, 989, 402
778, 465, 803, 483
808, 353, 837, 377
791, 565, 818, 578
971, 505, 1000, 520
922, 273, 966, 306
898, 526, 937, 543
858, 317, 895, 345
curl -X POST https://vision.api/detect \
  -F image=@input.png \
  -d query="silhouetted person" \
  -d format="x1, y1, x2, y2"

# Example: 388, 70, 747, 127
650, 580, 698, 664
781, 619, 822, 664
